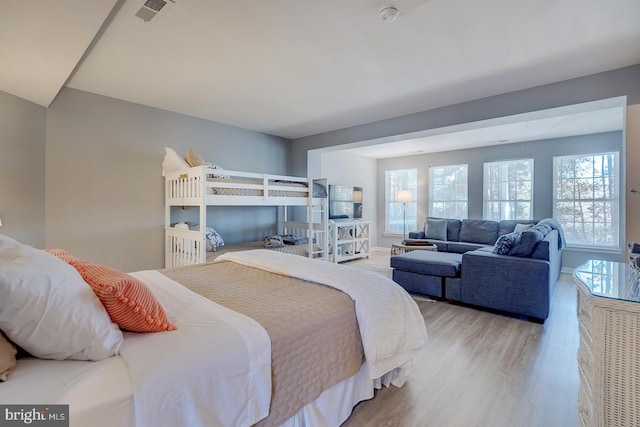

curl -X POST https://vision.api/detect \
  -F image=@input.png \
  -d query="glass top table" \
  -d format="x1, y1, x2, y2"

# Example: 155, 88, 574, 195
573, 259, 640, 303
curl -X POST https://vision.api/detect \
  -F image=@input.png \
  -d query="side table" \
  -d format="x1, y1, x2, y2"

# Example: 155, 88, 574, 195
573, 259, 640, 427
391, 242, 437, 256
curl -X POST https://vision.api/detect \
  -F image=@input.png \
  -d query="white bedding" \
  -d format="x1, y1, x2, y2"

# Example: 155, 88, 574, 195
123, 270, 271, 427
215, 250, 428, 383
0, 356, 134, 427
0, 251, 428, 427
0, 271, 272, 427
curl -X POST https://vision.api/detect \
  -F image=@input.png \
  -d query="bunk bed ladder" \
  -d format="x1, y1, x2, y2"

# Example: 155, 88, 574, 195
309, 178, 328, 261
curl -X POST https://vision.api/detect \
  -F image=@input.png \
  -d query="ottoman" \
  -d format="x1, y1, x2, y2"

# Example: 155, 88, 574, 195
390, 251, 463, 298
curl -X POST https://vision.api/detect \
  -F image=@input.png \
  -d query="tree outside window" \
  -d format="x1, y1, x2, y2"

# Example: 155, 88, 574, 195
429, 164, 468, 218
554, 152, 619, 248
483, 159, 533, 220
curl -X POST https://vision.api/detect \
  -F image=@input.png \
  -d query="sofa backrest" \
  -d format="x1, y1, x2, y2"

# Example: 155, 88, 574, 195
531, 229, 559, 261
459, 219, 499, 245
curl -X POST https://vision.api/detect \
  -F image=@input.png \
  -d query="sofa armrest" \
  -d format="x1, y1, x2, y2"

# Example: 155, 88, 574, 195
461, 250, 552, 320
408, 231, 425, 239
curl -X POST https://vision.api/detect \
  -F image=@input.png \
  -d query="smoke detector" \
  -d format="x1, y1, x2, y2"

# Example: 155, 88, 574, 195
379, 5, 399, 23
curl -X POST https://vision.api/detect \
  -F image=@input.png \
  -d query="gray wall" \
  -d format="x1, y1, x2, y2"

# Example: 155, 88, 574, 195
45, 88, 290, 271
311, 150, 378, 246
0, 90, 46, 247
377, 132, 623, 268
291, 64, 640, 266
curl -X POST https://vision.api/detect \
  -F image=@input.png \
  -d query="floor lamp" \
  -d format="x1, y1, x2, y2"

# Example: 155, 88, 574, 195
396, 190, 413, 241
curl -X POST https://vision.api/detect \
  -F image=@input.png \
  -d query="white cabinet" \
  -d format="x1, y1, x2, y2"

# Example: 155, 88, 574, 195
329, 220, 370, 263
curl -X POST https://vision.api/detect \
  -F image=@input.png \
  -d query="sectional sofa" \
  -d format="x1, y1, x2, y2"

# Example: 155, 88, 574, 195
392, 217, 564, 322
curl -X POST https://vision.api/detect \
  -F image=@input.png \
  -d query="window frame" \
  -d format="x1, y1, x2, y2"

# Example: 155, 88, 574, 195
428, 164, 468, 219
385, 168, 417, 235
553, 151, 620, 250
483, 158, 534, 221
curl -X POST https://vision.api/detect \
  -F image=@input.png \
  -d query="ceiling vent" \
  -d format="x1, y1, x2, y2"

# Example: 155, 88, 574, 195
135, 0, 168, 22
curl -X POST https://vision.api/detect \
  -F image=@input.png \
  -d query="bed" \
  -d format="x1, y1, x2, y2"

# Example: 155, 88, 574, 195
164, 164, 329, 268
0, 234, 428, 427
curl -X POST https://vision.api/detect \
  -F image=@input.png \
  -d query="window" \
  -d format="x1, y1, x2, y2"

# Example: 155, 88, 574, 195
483, 159, 533, 220
385, 169, 417, 234
554, 152, 619, 249
429, 164, 468, 218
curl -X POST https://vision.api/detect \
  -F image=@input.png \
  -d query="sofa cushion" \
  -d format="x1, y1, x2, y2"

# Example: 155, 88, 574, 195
408, 231, 425, 239
421, 240, 448, 252
459, 219, 499, 245
425, 218, 447, 240
498, 219, 537, 236
445, 219, 462, 242
508, 229, 544, 257
390, 251, 462, 277
446, 242, 491, 254
530, 229, 558, 261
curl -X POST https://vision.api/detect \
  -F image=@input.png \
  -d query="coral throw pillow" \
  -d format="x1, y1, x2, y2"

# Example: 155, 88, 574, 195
46, 250, 176, 333
74, 261, 176, 333
45, 248, 80, 264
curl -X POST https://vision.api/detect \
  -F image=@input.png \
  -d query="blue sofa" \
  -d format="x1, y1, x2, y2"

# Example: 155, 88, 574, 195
394, 217, 564, 322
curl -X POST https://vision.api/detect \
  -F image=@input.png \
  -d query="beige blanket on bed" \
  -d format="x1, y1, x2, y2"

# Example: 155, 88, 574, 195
162, 260, 365, 427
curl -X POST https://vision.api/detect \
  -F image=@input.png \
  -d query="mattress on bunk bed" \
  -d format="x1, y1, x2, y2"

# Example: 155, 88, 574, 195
207, 177, 327, 198
207, 240, 322, 262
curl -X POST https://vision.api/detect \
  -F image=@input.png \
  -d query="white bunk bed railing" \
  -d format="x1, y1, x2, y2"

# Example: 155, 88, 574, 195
165, 166, 316, 206
165, 228, 207, 267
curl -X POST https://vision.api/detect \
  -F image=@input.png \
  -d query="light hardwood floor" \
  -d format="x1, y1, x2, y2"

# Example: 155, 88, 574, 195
341, 248, 579, 427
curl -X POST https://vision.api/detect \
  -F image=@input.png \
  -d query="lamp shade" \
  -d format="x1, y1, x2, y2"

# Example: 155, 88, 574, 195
352, 190, 363, 203
396, 190, 413, 203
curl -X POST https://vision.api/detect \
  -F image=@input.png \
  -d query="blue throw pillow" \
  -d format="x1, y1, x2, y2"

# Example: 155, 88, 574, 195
493, 232, 518, 255
425, 218, 448, 240
205, 226, 225, 251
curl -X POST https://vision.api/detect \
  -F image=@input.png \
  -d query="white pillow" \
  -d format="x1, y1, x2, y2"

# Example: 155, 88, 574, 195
185, 148, 207, 167
514, 223, 533, 232
161, 147, 190, 177
0, 235, 123, 361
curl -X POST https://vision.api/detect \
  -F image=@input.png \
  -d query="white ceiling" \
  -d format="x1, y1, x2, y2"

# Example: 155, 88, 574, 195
1, 0, 639, 140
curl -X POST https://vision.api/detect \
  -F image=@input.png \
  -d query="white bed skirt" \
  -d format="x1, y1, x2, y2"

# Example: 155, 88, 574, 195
2, 357, 400, 427
279, 363, 373, 427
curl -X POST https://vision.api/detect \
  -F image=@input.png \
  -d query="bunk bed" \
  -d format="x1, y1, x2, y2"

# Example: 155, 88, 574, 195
164, 165, 328, 268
